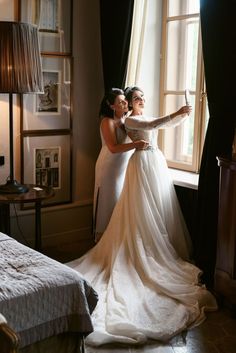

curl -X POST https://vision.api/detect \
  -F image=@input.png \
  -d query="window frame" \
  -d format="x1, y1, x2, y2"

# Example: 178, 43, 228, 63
158, 0, 207, 173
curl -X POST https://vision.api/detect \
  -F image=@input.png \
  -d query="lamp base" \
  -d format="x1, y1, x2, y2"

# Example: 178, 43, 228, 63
0, 180, 29, 194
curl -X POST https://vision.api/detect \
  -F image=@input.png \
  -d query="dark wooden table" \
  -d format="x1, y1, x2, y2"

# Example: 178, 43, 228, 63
0, 185, 54, 251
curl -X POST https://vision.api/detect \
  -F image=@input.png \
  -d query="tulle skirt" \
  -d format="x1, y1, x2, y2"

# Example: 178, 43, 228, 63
67, 148, 217, 346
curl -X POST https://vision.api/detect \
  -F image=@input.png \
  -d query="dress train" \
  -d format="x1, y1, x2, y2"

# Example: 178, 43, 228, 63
67, 147, 217, 346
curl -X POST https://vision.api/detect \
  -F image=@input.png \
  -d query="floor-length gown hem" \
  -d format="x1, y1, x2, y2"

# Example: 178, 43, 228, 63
67, 116, 218, 346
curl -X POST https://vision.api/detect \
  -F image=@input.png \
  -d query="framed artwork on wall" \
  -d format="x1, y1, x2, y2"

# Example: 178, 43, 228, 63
21, 132, 71, 206
38, 0, 59, 32
20, 0, 72, 54
35, 70, 61, 115
21, 55, 71, 131
35, 146, 61, 188
19, 0, 73, 207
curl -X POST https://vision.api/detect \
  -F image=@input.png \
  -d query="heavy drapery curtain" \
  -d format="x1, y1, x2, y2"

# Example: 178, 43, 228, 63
100, 0, 134, 91
194, 0, 236, 287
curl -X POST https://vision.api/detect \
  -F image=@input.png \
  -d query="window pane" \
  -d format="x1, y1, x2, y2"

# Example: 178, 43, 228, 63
168, 0, 199, 17
166, 18, 199, 91
162, 94, 195, 164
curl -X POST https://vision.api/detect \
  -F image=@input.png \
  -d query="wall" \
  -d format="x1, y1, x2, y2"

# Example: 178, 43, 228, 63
0, 0, 196, 261
0, 0, 103, 257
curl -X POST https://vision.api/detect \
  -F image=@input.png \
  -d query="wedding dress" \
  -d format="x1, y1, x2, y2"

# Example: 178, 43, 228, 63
67, 115, 218, 346
93, 121, 133, 236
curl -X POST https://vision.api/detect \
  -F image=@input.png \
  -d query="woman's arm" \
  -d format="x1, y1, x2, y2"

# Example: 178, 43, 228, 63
101, 117, 148, 153
125, 106, 191, 131
165, 105, 192, 128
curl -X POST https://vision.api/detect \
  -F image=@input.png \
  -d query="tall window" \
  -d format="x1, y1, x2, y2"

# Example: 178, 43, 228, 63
159, 0, 208, 172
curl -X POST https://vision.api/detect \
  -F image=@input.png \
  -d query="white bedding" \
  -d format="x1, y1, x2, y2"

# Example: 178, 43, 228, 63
0, 232, 98, 348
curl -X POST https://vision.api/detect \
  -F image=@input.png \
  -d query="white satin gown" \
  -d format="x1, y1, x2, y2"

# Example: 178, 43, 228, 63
68, 115, 218, 346
93, 121, 133, 237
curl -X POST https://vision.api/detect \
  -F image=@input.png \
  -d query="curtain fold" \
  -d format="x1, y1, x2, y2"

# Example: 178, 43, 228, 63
100, 0, 134, 90
194, 0, 236, 287
125, 0, 148, 86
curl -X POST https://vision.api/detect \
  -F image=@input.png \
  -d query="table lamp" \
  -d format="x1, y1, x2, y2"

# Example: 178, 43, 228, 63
0, 21, 44, 194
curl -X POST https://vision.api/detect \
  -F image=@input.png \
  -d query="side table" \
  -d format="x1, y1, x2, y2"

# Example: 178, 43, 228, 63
0, 185, 54, 251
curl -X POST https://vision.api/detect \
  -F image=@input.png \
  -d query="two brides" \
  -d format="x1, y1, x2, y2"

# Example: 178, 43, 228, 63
93, 88, 148, 241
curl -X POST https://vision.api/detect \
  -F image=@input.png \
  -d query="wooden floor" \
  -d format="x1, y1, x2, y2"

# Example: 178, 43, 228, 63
84, 307, 236, 353
43, 242, 236, 353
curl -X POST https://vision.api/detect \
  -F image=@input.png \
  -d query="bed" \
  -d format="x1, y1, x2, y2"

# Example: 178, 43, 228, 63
0, 232, 98, 353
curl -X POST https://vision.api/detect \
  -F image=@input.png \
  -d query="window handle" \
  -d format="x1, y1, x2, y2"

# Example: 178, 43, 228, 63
200, 90, 207, 101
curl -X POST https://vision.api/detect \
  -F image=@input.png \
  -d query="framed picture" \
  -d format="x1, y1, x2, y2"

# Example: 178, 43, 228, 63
22, 132, 71, 206
35, 70, 61, 115
21, 56, 71, 131
20, 0, 72, 54
38, 0, 59, 32
35, 147, 61, 188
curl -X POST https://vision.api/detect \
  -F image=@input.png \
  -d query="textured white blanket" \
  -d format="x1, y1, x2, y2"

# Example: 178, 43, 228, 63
0, 232, 98, 348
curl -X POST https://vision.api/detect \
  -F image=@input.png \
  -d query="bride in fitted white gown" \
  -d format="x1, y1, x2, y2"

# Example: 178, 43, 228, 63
94, 122, 133, 236
67, 90, 217, 346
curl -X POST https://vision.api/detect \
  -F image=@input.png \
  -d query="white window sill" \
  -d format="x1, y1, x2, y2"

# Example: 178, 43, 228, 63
169, 168, 199, 190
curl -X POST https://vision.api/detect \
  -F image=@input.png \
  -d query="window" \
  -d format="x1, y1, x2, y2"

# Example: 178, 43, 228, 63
159, 0, 208, 172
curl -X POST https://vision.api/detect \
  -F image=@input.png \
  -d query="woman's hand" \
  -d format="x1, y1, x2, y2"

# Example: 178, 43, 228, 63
167, 105, 192, 128
133, 140, 149, 150
175, 105, 192, 117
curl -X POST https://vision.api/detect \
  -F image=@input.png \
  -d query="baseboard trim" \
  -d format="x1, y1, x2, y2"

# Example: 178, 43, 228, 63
42, 226, 93, 248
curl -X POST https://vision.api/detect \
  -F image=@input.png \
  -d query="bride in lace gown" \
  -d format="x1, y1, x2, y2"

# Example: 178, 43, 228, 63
67, 87, 217, 346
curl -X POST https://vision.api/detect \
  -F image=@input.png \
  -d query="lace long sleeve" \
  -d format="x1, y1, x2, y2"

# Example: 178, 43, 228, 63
162, 115, 188, 129
125, 115, 171, 131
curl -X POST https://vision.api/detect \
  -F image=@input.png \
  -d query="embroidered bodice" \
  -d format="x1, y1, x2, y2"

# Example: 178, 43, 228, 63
125, 115, 171, 147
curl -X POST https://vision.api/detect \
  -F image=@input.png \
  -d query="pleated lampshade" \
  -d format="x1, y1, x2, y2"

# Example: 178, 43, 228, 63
0, 21, 44, 194
0, 21, 43, 94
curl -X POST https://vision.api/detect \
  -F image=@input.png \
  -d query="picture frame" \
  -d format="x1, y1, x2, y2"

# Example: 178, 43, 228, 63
21, 56, 71, 131
38, 0, 59, 32
22, 132, 71, 206
35, 70, 61, 115
20, 0, 72, 54
19, 0, 73, 208
35, 147, 61, 188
